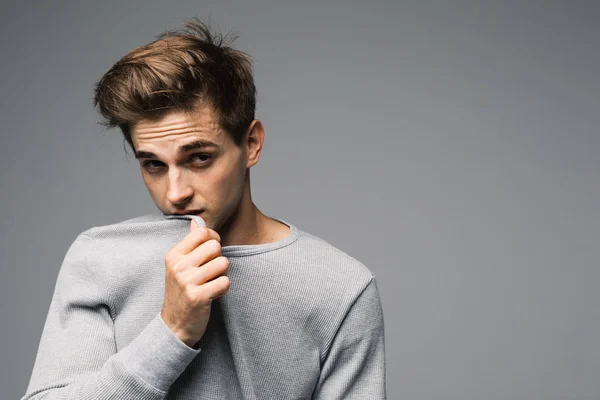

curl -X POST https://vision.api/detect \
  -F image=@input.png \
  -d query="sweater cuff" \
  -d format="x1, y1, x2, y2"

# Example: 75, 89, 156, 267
118, 312, 201, 393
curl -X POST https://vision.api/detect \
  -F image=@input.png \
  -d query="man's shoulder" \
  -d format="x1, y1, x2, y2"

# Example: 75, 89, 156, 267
78, 212, 172, 242
297, 227, 368, 266
63, 213, 182, 283
275, 223, 379, 338
284, 222, 375, 288
70, 212, 191, 266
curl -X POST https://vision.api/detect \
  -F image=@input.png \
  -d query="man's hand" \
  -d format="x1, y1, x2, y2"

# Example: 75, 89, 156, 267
160, 219, 231, 348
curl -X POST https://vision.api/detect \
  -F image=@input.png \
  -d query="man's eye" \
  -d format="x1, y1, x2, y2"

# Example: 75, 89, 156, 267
190, 153, 212, 164
142, 160, 164, 171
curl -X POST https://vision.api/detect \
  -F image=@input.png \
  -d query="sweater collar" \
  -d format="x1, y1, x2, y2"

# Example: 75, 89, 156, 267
161, 213, 300, 257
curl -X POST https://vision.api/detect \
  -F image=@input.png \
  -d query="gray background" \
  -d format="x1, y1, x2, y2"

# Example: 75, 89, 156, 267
1, 1, 599, 399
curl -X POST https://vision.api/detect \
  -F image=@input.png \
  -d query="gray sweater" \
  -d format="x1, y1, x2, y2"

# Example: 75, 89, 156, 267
23, 213, 386, 399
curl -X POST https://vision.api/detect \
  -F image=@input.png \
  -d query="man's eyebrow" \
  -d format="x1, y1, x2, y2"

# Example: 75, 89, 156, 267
134, 140, 219, 159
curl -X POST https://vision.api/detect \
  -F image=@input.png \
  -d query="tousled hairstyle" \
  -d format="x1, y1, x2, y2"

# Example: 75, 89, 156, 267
92, 18, 256, 153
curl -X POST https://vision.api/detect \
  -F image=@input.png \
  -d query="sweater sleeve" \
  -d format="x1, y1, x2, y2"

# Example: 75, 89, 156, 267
21, 233, 201, 400
312, 277, 387, 400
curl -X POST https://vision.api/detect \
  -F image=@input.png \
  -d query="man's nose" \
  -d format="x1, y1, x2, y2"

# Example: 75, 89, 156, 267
166, 169, 193, 205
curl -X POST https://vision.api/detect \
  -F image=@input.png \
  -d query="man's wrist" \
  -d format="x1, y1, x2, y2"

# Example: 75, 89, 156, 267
119, 312, 201, 393
159, 311, 199, 349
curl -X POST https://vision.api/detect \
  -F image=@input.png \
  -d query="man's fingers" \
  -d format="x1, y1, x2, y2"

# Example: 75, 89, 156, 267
191, 275, 231, 301
185, 255, 230, 286
169, 224, 221, 257
177, 239, 222, 271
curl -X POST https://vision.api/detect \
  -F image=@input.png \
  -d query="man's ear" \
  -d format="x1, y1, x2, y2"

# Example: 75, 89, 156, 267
245, 119, 264, 168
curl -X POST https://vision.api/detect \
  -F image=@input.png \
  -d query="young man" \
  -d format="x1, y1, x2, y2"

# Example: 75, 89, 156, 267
23, 18, 386, 399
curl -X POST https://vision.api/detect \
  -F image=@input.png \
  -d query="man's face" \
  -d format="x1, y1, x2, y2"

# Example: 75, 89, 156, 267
131, 104, 248, 232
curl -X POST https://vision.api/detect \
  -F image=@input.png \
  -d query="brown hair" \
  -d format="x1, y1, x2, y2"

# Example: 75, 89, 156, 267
92, 18, 256, 152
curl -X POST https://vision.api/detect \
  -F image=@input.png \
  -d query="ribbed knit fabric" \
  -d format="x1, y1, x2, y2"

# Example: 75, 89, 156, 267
22, 213, 386, 399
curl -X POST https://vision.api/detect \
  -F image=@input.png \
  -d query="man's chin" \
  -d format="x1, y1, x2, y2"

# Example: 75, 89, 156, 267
197, 214, 215, 231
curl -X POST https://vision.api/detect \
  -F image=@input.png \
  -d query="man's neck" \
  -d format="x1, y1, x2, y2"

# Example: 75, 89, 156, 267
219, 201, 290, 247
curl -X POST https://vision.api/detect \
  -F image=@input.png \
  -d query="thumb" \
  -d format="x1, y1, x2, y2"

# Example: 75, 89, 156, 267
190, 219, 197, 231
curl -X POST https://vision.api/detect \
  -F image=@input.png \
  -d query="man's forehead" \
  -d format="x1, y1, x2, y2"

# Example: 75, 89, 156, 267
133, 107, 221, 138
131, 107, 226, 152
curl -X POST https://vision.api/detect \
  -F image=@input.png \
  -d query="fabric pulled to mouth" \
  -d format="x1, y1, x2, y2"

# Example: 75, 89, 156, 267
162, 213, 206, 228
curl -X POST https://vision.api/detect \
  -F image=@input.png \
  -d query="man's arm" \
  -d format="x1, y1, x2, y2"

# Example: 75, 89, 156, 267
312, 277, 387, 400
22, 233, 201, 400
